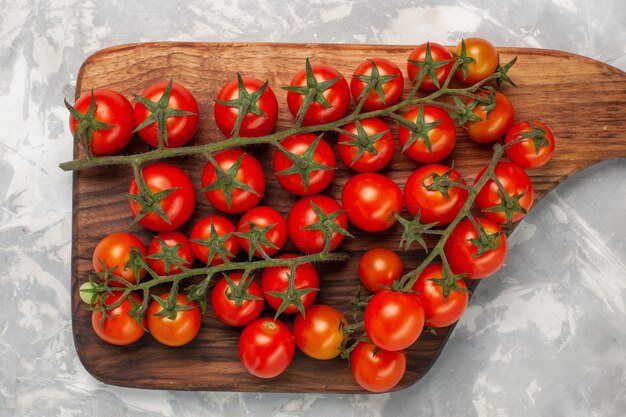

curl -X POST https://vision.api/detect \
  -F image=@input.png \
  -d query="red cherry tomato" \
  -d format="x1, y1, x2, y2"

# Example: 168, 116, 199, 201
504, 121, 555, 168
350, 342, 406, 393
411, 263, 469, 328
293, 304, 347, 360
341, 173, 403, 232
261, 254, 319, 314
147, 231, 194, 276
444, 217, 508, 279
237, 206, 287, 258
201, 150, 266, 214
338, 118, 395, 172
358, 248, 403, 293
134, 81, 199, 148
407, 42, 454, 91
239, 318, 295, 378
404, 164, 468, 225
128, 163, 196, 232
398, 105, 456, 163
147, 292, 201, 347
364, 290, 425, 351
69, 89, 135, 156
92, 292, 145, 345
350, 57, 404, 111
190, 216, 239, 265
286, 63, 350, 126
464, 91, 514, 143
92, 232, 147, 286
272, 133, 336, 196
211, 272, 264, 327
455, 38, 499, 85
214, 76, 278, 138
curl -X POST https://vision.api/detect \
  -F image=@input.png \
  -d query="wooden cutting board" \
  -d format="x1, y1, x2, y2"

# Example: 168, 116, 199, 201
70, 42, 626, 393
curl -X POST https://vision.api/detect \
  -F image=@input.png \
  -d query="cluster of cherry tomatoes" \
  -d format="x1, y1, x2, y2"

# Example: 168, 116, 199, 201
71, 37, 555, 393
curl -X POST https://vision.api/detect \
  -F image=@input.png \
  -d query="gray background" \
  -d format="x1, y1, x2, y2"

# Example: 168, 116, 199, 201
1, 0, 626, 416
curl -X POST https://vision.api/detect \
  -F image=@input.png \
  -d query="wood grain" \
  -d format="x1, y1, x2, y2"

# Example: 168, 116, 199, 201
70, 42, 626, 393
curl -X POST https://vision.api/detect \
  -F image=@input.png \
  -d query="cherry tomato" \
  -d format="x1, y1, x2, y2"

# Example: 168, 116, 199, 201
444, 217, 508, 279
404, 164, 468, 225
128, 163, 196, 232
147, 292, 201, 347
261, 254, 319, 314
475, 162, 534, 224
464, 91, 514, 143
287, 195, 349, 254
239, 318, 295, 378
364, 290, 424, 351
455, 38, 499, 85
92, 292, 145, 346
190, 215, 239, 265
398, 105, 456, 163
350, 57, 404, 111
350, 342, 406, 393
273, 133, 335, 196
201, 150, 265, 214
237, 206, 287, 258
211, 272, 264, 327
69, 89, 135, 156
147, 231, 194, 276
92, 232, 147, 286
407, 42, 454, 91
214, 76, 278, 138
286, 63, 350, 126
411, 263, 469, 328
504, 121, 555, 168
338, 118, 395, 172
341, 173, 403, 232
134, 81, 199, 148
358, 248, 403, 293
293, 304, 347, 360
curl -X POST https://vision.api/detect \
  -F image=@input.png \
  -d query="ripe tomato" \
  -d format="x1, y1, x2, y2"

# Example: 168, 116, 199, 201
214, 76, 278, 138
128, 163, 196, 232
146, 231, 194, 276
92, 292, 145, 346
455, 38, 499, 85
286, 63, 350, 126
92, 232, 147, 286
293, 304, 347, 360
407, 42, 454, 91
338, 118, 395, 172
350, 342, 406, 393
201, 149, 265, 214
68, 89, 134, 156
190, 215, 239, 265
444, 217, 508, 279
398, 105, 456, 163
358, 248, 403, 293
134, 81, 199, 148
475, 162, 534, 224
404, 164, 468, 225
261, 254, 319, 314
211, 272, 264, 327
350, 57, 404, 111
287, 195, 349, 254
239, 318, 295, 378
364, 290, 424, 351
411, 263, 469, 328
147, 292, 201, 347
272, 133, 335, 196
504, 121, 555, 168
464, 91, 514, 143
237, 206, 287, 258
341, 173, 403, 232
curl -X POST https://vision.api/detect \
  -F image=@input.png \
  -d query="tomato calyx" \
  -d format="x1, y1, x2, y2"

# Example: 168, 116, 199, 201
426, 264, 469, 302
467, 217, 505, 257
274, 134, 336, 192
145, 237, 190, 276
450, 96, 483, 125
422, 165, 470, 200
504, 121, 550, 154
125, 164, 181, 227
234, 222, 280, 260
151, 286, 195, 321
353, 60, 400, 111
407, 42, 452, 89
301, 200, 354, 253
336, 120, 388, 165
124, 247, 147, 284
185, 277, 212, 313
133, 79, 197, 148
395, 105, 442, 153
223, 272, 263, 307
475, 87, 498, 118
450, 39, 477, 81
190, 221, 236, 265
394, 212, 440, 251
265, 265, 319, 318
495, 56, 518, 88
64, 90, 115, 160
201, 153, 260, 210
482, 182, 529, 228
